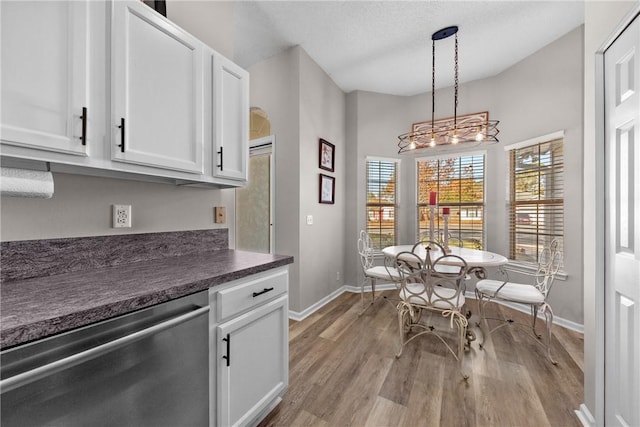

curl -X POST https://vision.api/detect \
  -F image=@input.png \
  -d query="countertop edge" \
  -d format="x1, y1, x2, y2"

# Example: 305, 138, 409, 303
1, 253, 293, 350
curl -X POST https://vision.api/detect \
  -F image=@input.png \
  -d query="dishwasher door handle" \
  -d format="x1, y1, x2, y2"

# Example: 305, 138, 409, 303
0, 305, 209, 393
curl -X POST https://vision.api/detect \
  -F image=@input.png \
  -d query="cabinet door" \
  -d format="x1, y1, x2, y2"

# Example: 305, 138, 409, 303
216, 295, 288, 427
111, 1, 203, 174
212, 54, 249, 181
1, 1, 89, 156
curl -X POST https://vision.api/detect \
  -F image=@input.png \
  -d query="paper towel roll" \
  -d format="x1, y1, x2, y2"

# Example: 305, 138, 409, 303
0, 167, 54, 198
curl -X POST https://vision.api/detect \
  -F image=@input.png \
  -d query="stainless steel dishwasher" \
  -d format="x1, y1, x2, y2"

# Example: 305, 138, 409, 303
0, 290, 209, 427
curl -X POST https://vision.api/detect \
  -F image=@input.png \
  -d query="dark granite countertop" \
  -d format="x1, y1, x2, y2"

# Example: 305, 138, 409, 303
1, 249, 293, 349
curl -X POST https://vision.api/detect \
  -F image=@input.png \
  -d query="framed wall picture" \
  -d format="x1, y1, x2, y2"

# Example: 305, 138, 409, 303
319, 138, 335, 172
319, 174, 335, 204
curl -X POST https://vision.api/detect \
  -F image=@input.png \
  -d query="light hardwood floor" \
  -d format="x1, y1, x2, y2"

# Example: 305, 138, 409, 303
259, 290, 584, 427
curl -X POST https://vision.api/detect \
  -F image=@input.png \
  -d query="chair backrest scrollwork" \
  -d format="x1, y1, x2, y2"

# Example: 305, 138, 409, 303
394, 241, 468, 311
357, 230, 375, 271
535, 239, 563, 297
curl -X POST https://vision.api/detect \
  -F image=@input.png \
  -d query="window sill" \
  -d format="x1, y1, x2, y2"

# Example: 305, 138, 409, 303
504, 261, 567, 281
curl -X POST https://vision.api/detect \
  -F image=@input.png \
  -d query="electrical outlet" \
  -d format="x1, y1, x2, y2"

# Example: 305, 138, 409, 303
336, 271, 340, 282
306, 215, 313, 225
112, 204, 131, 228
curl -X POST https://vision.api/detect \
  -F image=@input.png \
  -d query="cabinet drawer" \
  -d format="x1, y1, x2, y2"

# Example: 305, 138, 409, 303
216, 268, 287, 320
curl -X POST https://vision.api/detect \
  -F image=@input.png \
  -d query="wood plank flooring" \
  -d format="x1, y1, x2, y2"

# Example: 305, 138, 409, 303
259, 290, 584, 427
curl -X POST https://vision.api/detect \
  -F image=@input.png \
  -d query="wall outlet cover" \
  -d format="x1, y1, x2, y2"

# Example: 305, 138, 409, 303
112, 204, 131, 228
214, 206, 226, 224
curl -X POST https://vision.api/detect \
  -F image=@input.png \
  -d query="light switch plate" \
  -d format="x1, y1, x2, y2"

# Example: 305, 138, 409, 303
306, 215, 313, 225
214, 207, 226, 224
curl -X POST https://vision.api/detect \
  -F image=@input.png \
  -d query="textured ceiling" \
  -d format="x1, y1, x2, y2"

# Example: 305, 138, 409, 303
233, 1, 585, 96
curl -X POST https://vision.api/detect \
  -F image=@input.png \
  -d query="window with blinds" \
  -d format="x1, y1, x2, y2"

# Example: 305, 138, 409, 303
417, 154, 485, 249
366, 159, 398, 250
509, 137, 564, 262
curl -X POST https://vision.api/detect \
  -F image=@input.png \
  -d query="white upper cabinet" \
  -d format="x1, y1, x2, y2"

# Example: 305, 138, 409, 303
1, 1, 90, 156
111, 1, 204, 174
1, 1, 249, 187
212, 53, 249, 182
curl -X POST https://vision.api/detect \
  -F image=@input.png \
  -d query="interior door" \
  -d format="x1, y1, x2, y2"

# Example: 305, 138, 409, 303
604, 13, 640, 427
236, 136, 274, 253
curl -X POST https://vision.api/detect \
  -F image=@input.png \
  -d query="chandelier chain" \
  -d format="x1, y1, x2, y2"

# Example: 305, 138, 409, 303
432, 39, 436, 132
454, 33, 459, 128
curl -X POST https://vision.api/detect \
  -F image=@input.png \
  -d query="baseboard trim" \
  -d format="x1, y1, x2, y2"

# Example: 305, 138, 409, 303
575, 403, 596, 427
290, 283, 583, 334
289, 286, 347, 321
344, 283, 398, 293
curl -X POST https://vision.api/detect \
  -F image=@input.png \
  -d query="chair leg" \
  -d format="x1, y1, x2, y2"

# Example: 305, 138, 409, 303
531, 305, 542, 339
475, 289, 489, 349
456, 315, 469, 381
359, 277, 376, 316
395, 303, 409, 358
543, 305, 558, 365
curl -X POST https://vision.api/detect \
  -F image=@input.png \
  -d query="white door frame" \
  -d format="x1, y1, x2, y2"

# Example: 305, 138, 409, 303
594, 5, 640, 426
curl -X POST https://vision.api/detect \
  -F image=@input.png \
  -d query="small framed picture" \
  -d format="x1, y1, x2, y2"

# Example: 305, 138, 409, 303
319, 174, 335, 204
319, 138, 335, 172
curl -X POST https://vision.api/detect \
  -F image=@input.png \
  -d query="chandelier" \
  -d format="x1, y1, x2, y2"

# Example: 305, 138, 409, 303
398, 26, 499, 154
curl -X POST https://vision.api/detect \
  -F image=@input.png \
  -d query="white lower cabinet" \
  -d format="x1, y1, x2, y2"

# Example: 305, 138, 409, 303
210, 268, 289, 427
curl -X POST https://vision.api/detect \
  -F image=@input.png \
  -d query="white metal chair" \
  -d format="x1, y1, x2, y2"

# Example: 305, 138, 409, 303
357, 230, 400, 314
475, 239, 563, 364
393, 241, 471, 380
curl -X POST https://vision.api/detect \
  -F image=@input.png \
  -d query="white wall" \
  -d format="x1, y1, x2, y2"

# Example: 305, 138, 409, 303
248, 47, 347, 313
493, 26, 584, 324
0, 173, 227, 241
166, 1, 233, 60
247, 47, 302, 310
582, 1, 638, 423
0, 1, 236, 244
346, 27, 585, 325
298, 49, 347, 310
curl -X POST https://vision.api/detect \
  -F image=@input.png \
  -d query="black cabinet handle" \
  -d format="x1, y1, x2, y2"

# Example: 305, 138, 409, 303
80, 107, 87, 146
117, 118, 125, 152
222, 333, 230, 367
217, 146, 223, 170
252, 287, 274, 298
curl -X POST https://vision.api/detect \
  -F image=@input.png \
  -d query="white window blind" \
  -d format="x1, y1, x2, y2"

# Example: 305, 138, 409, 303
509, 137, 564, 262
417, 154, 485, 249
366, 159, 398, 250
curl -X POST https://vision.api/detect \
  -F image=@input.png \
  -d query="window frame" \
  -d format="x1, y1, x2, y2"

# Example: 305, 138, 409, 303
415, 150, 486, 249
365, 156, 400, 252
506, 131, 565, 267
